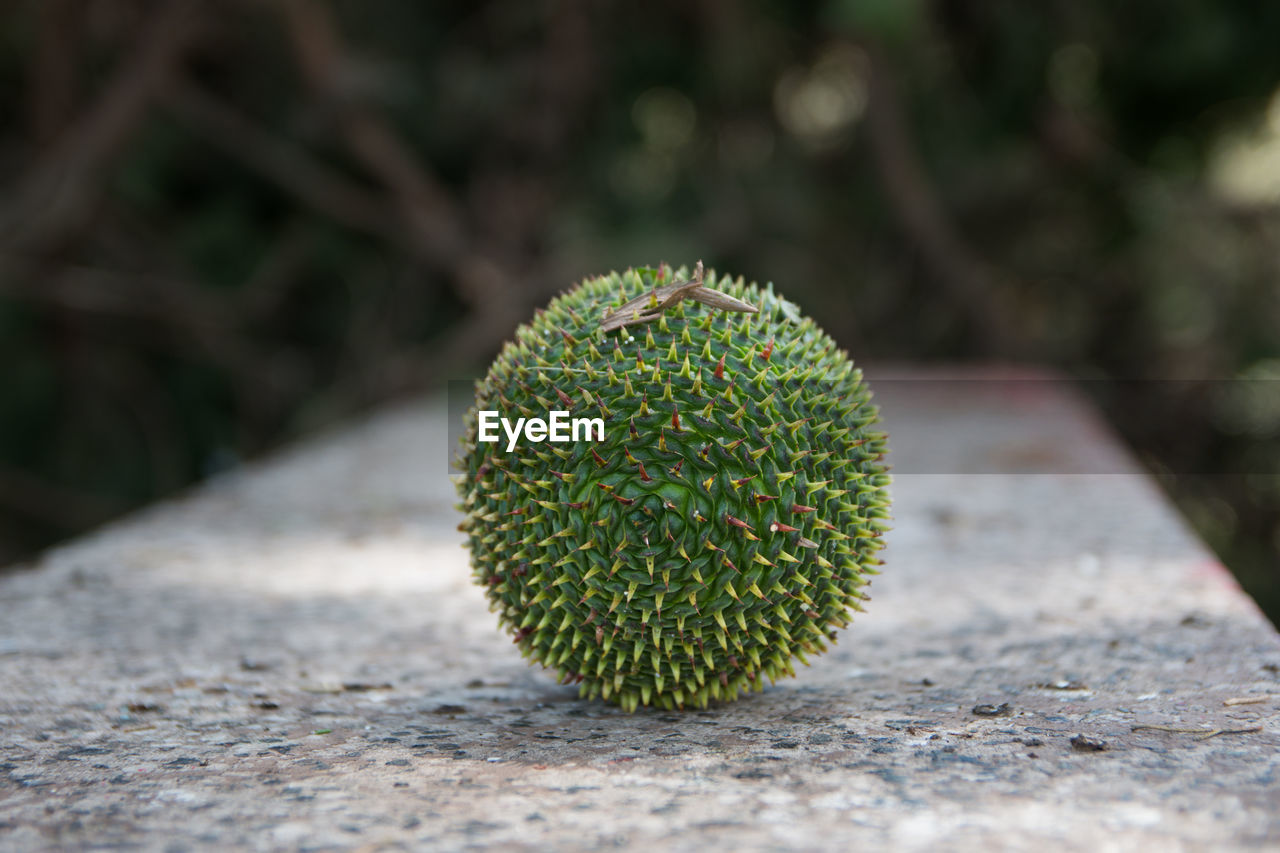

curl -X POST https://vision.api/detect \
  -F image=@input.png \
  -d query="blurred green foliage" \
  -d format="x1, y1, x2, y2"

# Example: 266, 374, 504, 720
0, 0, 1278, 621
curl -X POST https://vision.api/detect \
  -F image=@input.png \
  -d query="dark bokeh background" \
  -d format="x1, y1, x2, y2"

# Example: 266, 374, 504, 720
1, 0, 1278, 622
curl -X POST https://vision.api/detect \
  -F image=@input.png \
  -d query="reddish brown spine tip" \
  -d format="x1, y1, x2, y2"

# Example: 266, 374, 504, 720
762, 338, 774, 360
612, 494, 635, 505
725, 514, 754, 531
555, 387, 574, 407
769, 521, 798, 532
791, 503, 816, 514
638, 462, 652, 482
714, 353, 725, 381
672, 408, 681, 431
591, 448, 608, 468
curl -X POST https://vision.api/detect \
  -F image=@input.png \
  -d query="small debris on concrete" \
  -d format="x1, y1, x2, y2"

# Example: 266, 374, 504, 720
1131, 724, 1263, 741
300, 683, 344, 694
733, 768, 773, 780
342, 682, 393, 692
1070, 735, 1108, 752
972, 703, 1012, 717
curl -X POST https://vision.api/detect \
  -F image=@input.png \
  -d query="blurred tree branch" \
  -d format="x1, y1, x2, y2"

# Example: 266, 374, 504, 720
160, 79, 397, 240
0, 465, 125, 531
864, 46, 1022, 355
0, 0, 207, 253
27, 0, 80, 146
276, 0, 467, 268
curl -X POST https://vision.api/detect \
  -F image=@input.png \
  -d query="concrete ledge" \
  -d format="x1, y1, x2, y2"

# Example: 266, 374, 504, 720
2, 367, 1278, 850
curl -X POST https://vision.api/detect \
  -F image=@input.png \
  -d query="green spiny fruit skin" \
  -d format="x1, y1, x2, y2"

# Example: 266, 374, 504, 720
455, 266, 890, 711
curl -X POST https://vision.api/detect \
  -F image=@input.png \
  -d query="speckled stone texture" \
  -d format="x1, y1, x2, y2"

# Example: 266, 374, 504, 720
2, 367, 1278, 852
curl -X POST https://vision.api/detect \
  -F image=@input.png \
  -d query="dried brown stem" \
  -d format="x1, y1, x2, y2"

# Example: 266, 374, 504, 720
599, 261, 758, 332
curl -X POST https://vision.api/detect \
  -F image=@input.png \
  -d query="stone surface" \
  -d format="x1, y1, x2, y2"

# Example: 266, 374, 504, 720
2, 367, 1278, 851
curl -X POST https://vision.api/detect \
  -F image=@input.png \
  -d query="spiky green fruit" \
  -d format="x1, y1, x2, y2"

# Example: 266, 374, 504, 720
455, 264, 890, 711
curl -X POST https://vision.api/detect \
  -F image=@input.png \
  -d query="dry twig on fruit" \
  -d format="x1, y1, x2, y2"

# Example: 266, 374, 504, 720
599, 261, 758, 332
